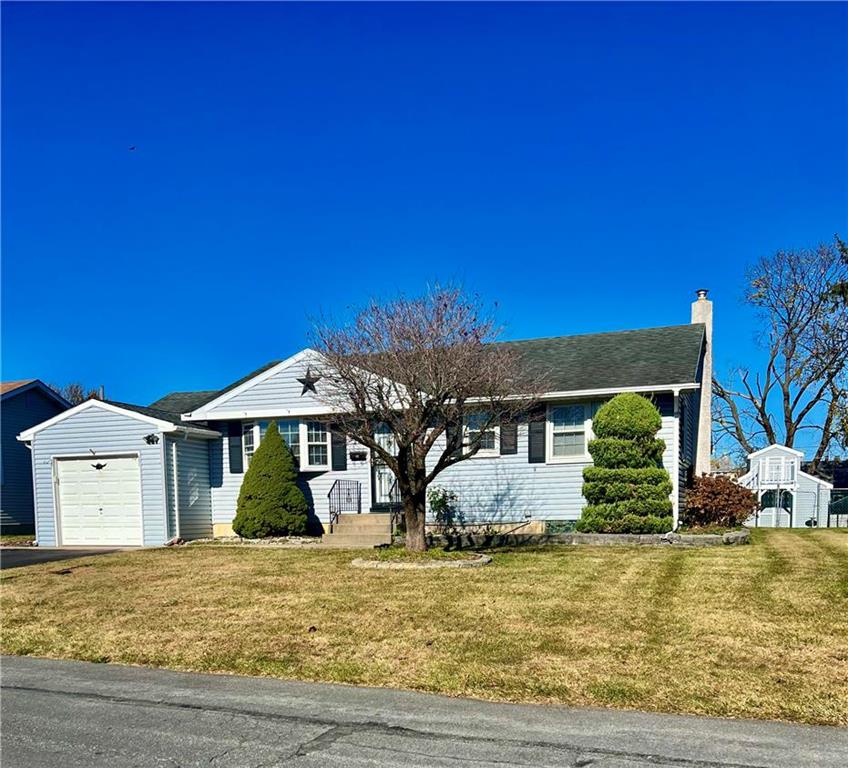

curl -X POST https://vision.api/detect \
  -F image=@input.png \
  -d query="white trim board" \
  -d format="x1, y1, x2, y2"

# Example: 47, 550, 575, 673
747, 444, 805, 460
184, 384, 702, 422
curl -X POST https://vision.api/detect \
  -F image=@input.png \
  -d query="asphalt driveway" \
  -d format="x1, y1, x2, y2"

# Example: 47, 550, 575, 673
2, 655, 847, 767
0, 547, 120, 570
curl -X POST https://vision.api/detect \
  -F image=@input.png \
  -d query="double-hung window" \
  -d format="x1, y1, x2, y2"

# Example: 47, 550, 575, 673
465, 411, 498, 456
548, 404, 588, 460
239, 418, 330, 472
242, 422, 256, 466
305, 421, 328, 468
275, 420, 302, 460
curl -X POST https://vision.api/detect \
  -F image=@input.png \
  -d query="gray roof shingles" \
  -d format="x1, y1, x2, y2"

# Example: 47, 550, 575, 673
143, 324, 705, 418
501, 324, 705, 392
106, 400, 219, 435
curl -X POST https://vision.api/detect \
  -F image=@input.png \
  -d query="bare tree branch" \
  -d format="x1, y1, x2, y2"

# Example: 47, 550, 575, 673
713, 238, 848, 473
311, 286, 548, 551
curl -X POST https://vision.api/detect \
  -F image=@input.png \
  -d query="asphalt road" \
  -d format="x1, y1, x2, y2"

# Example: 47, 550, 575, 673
2, 656, 846, 767
0, 548, 120, 570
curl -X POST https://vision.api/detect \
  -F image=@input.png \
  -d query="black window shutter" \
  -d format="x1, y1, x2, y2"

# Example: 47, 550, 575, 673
500, 420, 518, 455
331, 431, 347, 471
528, 417, 546, 464
446, 422, 462, 459
227, 421, 244, 474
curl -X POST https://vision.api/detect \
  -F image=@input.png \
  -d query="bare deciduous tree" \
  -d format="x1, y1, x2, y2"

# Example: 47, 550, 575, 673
312, 287, 545, 551
49, 382, 100, 405
713, 239, 848, 471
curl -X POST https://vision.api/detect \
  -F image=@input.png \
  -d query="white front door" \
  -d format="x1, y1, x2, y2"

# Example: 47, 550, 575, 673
57, 456, 143, 546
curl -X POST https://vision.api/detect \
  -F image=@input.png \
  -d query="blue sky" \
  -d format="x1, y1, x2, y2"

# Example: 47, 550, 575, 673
3, 2, 846, 452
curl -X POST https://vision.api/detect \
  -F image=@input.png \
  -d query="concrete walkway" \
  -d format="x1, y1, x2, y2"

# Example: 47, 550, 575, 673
1, 655, 846, 767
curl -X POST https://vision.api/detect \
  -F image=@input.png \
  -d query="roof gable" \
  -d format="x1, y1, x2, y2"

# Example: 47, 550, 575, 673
183, 350, 327, 419
1, 379, 71, 408
17, 398, 218, 441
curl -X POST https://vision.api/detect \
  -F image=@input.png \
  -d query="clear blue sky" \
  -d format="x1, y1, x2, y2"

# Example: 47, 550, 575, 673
3, 2, 846, 447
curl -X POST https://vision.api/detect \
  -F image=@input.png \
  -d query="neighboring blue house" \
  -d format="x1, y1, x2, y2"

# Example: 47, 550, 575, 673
1, 380, 70, 532
19, 293, 716, 547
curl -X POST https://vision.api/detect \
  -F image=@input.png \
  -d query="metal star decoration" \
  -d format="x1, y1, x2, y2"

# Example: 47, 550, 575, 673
297, 368, 322, 396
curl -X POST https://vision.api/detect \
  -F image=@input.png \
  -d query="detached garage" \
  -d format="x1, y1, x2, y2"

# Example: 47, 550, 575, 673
18, 399, 219, 547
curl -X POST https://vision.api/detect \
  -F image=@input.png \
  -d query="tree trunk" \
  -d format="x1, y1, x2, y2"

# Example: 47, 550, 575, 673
403, 494, 427, 552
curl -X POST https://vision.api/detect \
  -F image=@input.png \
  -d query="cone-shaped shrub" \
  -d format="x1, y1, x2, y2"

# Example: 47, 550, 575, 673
576, 393, 673, 533
233, 421, 309, 538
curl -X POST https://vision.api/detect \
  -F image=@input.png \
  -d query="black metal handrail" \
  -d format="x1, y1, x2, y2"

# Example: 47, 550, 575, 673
387, 480, 404, 534
328, 479, 361, 531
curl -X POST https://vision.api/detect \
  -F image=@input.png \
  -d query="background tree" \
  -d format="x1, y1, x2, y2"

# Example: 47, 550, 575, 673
313, 287, 544, 551
49, 382, 99, 405
576, 393, 673, 534
233, 421, 309, 538
713, 238, 848, 471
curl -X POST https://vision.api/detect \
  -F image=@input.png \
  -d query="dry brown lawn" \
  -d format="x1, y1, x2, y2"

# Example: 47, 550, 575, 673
2, 529, 846, 725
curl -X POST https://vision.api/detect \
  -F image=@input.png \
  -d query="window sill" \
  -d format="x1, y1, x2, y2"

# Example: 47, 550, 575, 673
545, 455, 591, 465
470, 450, 500, 459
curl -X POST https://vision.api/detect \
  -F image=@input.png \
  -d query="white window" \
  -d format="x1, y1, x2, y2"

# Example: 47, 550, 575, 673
261, 419, 300, 460
548, 404, 589, 461
241, 419, 325, 472
242, 422, 256, 467
464, 411, 499, 457
766, 457, 782, 483
305, 421, 328, 468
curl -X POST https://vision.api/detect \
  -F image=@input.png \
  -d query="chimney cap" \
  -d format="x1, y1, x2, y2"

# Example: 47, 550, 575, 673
695, 289, 709, 300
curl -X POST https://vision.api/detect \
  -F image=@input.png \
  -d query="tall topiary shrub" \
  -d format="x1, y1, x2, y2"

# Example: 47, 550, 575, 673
233, 421, 310, 538
576, 393, 674, 534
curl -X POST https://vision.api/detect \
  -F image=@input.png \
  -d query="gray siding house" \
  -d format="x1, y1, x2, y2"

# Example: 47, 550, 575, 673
1, 380, 69, 531
19, 293, 715, 547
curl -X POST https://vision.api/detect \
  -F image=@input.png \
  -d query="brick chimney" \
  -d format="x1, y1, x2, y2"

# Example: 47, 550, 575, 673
691, 289, 712, 475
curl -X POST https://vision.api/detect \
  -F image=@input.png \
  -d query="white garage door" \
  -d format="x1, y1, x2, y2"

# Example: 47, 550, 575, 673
56, 456, 143, 546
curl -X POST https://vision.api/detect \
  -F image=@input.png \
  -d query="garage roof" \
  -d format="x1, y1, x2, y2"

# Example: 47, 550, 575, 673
17, 399, 220, 442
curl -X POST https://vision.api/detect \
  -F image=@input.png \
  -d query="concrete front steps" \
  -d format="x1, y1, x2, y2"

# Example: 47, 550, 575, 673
321, 512, 392, 548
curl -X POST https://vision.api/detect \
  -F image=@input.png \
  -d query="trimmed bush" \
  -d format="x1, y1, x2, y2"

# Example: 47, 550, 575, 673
683, 475, 757, 530
576, 393, 674, 534
591, 392, 662, 440
583, 466, 670, 485
583, 480, 673, 505
586, 437, 665, 468
233, 421, 310, 538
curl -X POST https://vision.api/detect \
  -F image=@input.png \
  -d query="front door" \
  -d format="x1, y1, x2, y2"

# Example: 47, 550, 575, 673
372, 426, 398, 508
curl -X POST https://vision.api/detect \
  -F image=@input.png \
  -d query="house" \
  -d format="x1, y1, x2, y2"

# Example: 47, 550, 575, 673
1, 380, 70, 532
18, 292, 713, 547
738, 444, 834, 528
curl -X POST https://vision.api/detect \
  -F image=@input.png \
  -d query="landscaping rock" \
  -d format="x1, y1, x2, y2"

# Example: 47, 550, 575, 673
722, 529, 751, 545
351, 554, 493, 570
187, 536, 321, 548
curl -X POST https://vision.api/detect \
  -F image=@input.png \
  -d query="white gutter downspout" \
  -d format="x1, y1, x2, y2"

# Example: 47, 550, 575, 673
171, 440, 181, 540
671, 387, 681, 530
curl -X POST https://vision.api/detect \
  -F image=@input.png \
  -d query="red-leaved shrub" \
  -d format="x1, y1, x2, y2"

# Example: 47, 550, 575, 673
684, 475, 757, 529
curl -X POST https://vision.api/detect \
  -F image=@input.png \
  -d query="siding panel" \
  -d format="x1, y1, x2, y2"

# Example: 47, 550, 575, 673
175, 437, 213, 539
203, 352, 328, 416
1, 389, 67, 529
425, 415, 677, 522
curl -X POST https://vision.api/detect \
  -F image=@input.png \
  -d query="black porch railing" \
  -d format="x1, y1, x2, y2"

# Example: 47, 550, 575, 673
328, 479, 361, 531
386, 480, 404, 534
